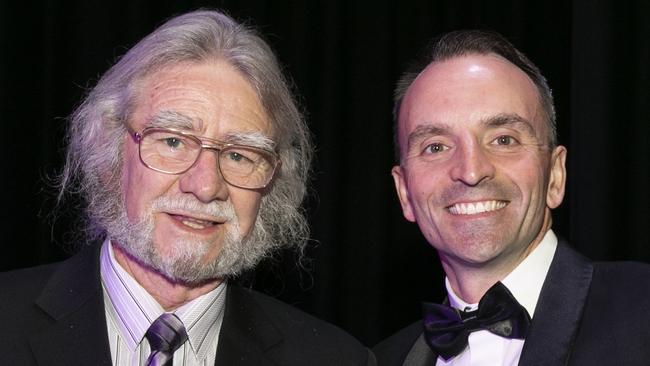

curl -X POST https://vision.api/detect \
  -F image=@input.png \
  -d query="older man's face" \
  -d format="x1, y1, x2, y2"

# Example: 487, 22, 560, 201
392, 54, 566, 272
117, 60, 272, 282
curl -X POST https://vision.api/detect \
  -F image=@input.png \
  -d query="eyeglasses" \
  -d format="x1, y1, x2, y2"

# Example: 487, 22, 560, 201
128, 127, 280, 189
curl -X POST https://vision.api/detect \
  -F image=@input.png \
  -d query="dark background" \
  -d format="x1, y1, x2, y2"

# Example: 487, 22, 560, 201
1, 0, 648, 346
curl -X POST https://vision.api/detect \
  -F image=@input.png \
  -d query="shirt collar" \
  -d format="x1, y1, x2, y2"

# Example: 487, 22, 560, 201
446, 229, 558, 317
100, 239, 227, 362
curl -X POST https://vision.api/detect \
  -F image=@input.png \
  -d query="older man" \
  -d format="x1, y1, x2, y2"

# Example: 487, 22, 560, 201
0, 10, 373, 365
374, 30, 650, 365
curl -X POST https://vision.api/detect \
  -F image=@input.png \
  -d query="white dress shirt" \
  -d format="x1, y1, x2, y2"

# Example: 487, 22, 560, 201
436, 230, 558, 366
100, 240, 227, 366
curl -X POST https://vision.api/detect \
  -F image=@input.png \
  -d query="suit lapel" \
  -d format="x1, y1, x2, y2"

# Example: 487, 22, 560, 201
215, 286, 282, 366
518, 241, 593, 366
30, 245, 112, 366
403, 334, 436, 366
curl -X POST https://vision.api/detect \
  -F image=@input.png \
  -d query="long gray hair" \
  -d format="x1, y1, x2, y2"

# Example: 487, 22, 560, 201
58, 10, 312, 261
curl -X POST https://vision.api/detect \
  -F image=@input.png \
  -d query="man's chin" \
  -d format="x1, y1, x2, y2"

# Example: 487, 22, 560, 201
148, 240, 261, 285
109, 209, 269, 286
155, 260, 224, 287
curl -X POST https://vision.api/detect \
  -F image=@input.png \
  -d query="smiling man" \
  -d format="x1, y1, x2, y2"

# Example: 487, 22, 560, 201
0, 10, 373, 366
374, 30, 650, 365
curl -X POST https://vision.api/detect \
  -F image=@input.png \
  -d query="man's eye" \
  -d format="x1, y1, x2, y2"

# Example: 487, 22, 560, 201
226, 151, 254, 164
493, 135, 517, 146
423, 143, 447, 154
164, 137, 183, 149
228, 152, 243, 161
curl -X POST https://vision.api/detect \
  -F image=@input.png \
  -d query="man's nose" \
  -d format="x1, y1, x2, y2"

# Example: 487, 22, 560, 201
449, 142, 495, 186
178, 150, 229, 202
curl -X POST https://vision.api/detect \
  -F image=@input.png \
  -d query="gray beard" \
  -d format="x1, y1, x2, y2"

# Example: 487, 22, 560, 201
106, 195, 271, 285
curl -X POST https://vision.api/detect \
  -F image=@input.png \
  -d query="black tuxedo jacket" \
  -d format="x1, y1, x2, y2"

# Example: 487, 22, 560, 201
374, 241, 650, 365
0, 245, 375, 365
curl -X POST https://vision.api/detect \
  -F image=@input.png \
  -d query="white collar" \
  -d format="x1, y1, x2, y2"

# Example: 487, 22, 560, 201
100, 239, 227, 362
446, 230, 558, 317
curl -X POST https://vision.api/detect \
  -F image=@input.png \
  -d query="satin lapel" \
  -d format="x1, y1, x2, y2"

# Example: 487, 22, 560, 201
29, 245, 112, 366
518, 241, 593, 366
214, 286, 282, 366
403, 334, 437, 366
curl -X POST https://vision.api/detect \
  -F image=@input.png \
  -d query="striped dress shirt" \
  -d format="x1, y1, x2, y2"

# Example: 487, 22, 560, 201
100, 240, 227, 366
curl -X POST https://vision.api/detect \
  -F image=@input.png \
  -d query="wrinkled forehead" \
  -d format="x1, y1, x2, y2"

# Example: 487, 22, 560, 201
130, 60, 274, 139
397, 53, 545, 144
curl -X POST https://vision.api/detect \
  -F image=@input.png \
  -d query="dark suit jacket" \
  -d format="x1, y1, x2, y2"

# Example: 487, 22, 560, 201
0, 245, 375, 365
374, 241, 650, 365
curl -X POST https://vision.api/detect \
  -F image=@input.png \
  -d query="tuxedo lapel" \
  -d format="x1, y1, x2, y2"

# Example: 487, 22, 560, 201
29, 245, 112, 366
403, 334, 436, 366
518, 241, 593, 366
215, 286, 283, 366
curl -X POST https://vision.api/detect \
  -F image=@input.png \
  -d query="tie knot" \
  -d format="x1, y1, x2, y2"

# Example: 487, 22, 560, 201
146, 313, 188, 355
422, 282, 531, 360
458, 308, 478, 321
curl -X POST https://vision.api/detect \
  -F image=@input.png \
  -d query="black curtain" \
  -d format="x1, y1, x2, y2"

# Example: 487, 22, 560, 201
1, 0, 647, 346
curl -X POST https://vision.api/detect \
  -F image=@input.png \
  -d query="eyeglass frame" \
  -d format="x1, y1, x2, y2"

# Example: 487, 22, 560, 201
125, 125, 281, 190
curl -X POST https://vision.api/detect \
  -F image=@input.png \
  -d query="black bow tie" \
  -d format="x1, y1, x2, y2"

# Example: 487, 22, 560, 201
422, 281, 531, 360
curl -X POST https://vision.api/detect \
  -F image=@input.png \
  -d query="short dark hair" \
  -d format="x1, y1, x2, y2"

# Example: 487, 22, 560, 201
394, 30, 556, 160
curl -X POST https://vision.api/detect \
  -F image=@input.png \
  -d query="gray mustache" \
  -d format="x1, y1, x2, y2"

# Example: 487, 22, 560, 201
151, 195, 236, 221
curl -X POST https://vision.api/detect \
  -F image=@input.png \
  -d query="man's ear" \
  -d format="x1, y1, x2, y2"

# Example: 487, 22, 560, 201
391, 165, 416, 222
546, 145, 567, 209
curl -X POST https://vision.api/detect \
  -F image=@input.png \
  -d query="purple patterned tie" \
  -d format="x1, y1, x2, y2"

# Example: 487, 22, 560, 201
145, 313, 188, 366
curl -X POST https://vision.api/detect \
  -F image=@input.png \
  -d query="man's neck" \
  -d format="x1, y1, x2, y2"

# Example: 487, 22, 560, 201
112, 243, 222, 311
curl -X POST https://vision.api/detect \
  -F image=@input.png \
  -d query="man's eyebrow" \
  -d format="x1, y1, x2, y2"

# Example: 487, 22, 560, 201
481, 113, 537, 137
145, 110, 203, 131
145, 111, 276, 149
406, 123, 452, 150
223, 131, 277, 150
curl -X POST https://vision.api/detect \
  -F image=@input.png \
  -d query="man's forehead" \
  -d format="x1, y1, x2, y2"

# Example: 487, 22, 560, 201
131, 60, 274, 138
398, 53, 543, 136
406, 53, 534, 99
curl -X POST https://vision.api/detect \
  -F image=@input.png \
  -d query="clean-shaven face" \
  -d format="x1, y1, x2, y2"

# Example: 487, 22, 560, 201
392, 54, 566, 271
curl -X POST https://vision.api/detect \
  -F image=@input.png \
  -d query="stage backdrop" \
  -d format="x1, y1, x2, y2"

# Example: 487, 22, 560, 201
1, 0, 647, 346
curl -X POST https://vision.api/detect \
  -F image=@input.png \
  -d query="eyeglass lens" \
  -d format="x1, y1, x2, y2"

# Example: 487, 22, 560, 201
138, 129, 275, 188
